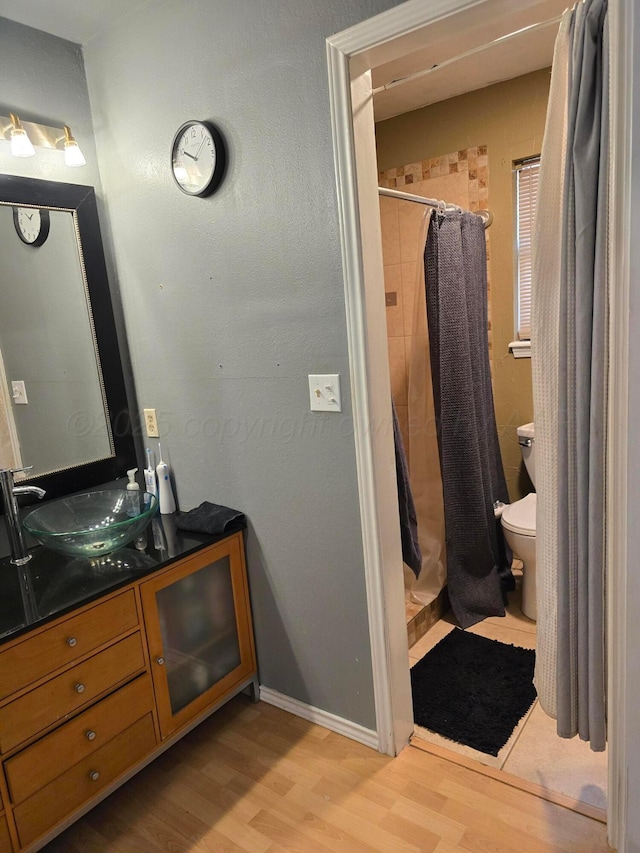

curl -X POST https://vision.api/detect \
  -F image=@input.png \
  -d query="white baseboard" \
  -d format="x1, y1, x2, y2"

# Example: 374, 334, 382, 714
259, 686, 379, 750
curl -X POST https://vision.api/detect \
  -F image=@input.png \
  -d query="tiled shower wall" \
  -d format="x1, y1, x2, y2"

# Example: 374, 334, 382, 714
378, 146, 491, 463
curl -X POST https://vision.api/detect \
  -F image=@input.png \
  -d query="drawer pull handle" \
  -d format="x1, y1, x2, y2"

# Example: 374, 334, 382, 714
156, 656, 165, 666
75, 683, 86, 694
66, 636, 78, 648
85, 729, 96, 741
89, 770, 100, 782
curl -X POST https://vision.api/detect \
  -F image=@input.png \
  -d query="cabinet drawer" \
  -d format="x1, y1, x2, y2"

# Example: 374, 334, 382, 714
0, 633, 145, 753
14, 713, 156, 848
0, 590, 138, 700
0, 816, 10, 853
6, 673, 154, 805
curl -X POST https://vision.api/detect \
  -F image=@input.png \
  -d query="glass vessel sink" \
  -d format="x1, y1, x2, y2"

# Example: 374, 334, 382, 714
23, 490, 158, 558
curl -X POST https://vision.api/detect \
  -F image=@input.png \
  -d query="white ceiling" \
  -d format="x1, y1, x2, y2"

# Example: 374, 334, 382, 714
0, 0, 153, 44
370, 0, 568, 122
373, 15, 561, 121
0, 0, 567, 119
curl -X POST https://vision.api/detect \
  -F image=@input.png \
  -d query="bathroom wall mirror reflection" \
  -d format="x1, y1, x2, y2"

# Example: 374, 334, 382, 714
0, 174, 135, 499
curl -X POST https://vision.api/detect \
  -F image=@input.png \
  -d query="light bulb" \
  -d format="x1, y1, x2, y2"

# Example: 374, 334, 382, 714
9, 114, 35, 157
63, 126, 86, 167
64, 141, 86, 167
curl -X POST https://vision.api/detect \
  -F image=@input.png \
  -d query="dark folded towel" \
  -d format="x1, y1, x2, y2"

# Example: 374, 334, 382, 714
175, 501, 245, 535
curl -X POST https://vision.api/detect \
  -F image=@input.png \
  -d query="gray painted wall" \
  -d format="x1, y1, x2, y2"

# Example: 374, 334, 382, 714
83, 0, 403, 729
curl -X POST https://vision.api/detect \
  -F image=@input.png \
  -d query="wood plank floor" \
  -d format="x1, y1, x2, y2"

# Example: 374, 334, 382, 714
45, 696, 609, 852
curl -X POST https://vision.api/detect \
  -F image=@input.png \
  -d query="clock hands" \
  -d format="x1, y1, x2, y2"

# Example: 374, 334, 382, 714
180, 136, 207, 168
183, 136, 207, 160
193, 136, 207, 162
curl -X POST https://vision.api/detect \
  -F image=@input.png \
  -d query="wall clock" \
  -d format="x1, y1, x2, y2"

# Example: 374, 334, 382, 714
13, 207, 50, 246
170, 120, 226, 197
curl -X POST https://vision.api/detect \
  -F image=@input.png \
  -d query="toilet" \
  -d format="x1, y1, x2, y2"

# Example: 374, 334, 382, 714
501, 423, 537, 621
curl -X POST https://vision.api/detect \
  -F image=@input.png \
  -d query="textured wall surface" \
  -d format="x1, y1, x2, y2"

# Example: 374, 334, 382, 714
376, 69, 551, 500
82, 0, 404, 729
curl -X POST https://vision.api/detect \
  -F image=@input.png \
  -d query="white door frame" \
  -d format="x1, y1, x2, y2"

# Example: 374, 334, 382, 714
327, 0, 630, 847
0, 347, 21, 470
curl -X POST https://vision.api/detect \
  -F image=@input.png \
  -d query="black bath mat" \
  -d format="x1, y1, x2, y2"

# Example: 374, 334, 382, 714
411, 628, 536, 756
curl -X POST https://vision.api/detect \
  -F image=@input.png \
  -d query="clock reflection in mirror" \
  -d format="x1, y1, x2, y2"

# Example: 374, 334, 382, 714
13, 207, 50, 247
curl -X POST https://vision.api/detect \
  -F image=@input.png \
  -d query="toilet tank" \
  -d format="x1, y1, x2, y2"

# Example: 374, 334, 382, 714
517, 422, 535, 487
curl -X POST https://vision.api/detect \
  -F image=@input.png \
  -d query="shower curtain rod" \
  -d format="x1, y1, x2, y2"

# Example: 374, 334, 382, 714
372, 15, 563, 96
378, 186, 493, 228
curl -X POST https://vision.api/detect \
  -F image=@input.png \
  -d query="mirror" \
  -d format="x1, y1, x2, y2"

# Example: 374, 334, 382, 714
0, 174, 136, 499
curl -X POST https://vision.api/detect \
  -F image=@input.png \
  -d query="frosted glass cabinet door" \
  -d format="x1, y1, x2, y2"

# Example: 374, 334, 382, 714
141, 533, 256, 738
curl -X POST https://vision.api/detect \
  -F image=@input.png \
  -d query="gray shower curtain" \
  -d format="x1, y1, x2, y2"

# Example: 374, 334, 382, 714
533, 0, 608, 751
557, 0, 608, 751
424, 210, 512, 629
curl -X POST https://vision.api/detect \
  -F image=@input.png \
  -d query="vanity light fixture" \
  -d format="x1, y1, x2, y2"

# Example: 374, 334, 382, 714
62, 126, 86, 167
8, 114, 35, 158
1, 113, 86, 167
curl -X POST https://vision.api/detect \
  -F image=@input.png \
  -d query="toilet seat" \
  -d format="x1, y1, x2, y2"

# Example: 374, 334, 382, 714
501, 493, 536, 537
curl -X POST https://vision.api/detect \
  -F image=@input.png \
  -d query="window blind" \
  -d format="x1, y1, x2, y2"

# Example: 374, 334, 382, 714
515, 157, 540, 340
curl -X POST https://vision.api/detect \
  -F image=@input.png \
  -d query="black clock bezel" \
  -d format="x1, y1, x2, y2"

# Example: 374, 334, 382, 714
170, 119, 227, 198
13, 206, 51, 246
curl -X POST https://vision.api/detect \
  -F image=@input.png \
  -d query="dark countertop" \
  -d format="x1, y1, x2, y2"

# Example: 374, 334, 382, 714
0, 514, 245, 645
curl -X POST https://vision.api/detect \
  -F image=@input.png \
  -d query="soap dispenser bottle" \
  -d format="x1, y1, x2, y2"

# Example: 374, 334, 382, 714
126, 468, 141, 516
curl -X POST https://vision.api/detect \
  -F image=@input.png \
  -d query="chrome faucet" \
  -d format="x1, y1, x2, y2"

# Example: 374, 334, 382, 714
0, 468, 46, 565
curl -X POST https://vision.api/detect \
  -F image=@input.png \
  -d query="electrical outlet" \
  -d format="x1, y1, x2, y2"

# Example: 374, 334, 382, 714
308, 374, 341, 412
143, 408, 159, 437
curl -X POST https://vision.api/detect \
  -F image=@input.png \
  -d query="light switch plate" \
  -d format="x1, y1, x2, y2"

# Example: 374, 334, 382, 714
11, 381, 28, 405
308, 374, 341, 412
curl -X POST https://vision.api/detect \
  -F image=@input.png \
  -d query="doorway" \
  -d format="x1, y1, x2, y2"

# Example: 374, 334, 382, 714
0, 347, 22, 471
327, 0, 630, 848
376, 64, 607, 813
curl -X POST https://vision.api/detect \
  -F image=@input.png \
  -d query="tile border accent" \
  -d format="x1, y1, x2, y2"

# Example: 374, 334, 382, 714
378, 146, 489, 212
379, 147, 493, 357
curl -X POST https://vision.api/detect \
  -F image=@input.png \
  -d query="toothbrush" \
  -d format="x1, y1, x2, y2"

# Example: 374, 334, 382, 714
144, 447, 158, 506
156, 443, 176, 514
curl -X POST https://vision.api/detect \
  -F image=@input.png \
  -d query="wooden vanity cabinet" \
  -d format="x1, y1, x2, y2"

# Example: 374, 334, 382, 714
0, 531, 257, 852
141, 532, 256, 738
0, 592, 139, 702
0, 787, 10, 853
0, 817, 11, 853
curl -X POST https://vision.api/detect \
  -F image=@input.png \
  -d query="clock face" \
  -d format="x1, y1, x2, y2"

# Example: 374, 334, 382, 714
171, 120, 226, 197
13, 207, 50, 246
